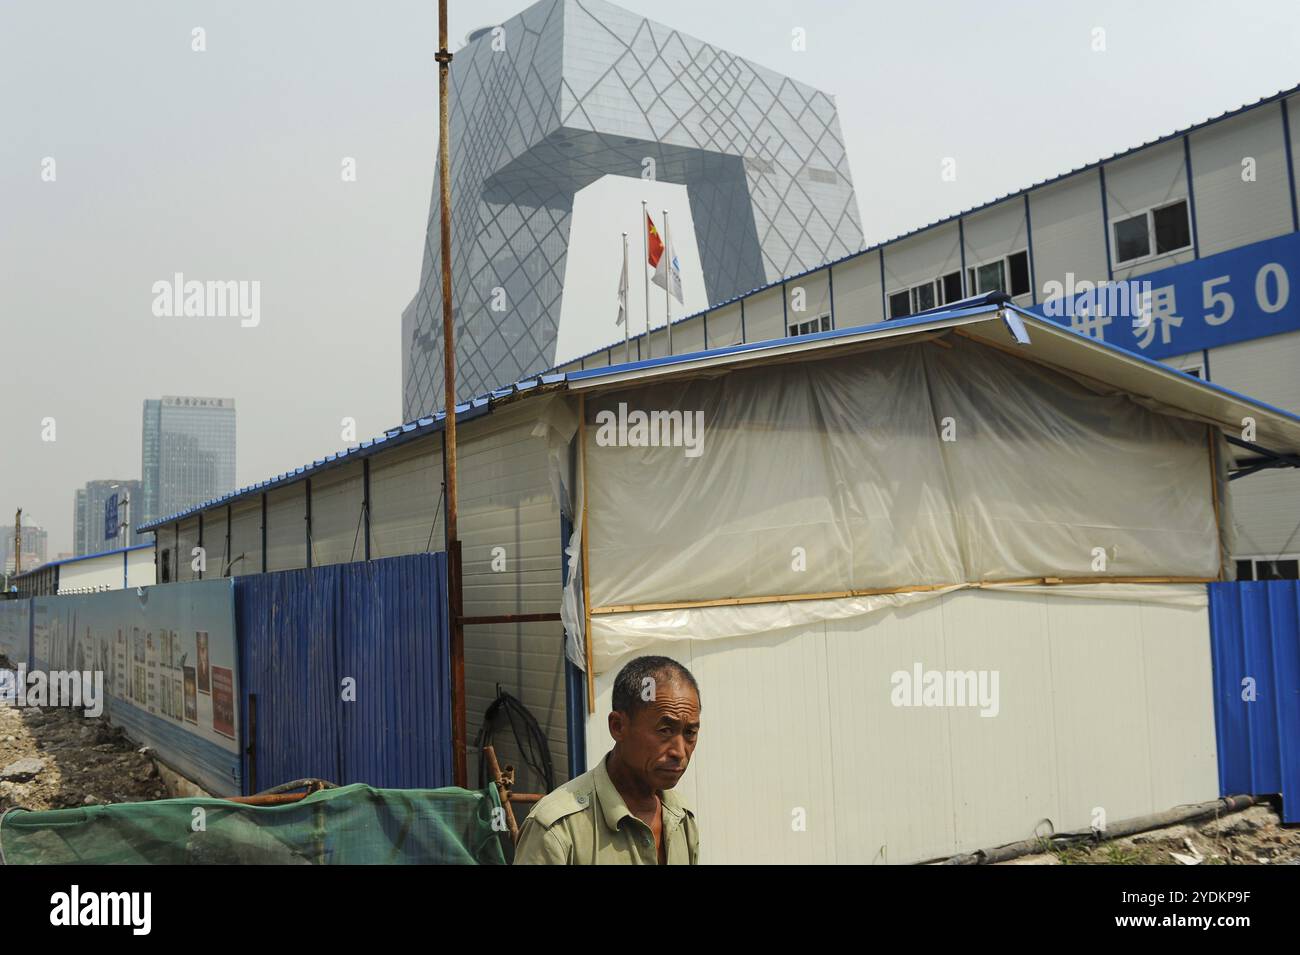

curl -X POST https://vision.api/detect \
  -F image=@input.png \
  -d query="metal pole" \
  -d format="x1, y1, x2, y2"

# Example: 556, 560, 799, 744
435, 0, 467, 788
641, 200, 650, 359
622, 231, 630, 364
14, 509, 21, 577
663, 208, 672, 355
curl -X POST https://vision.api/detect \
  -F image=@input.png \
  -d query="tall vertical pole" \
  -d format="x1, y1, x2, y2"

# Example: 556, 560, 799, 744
13, 509, 21, 577
641, 200, 651, 359
663, 208, 673, 356
622, 231, 630, 364
435, 0, 467, 788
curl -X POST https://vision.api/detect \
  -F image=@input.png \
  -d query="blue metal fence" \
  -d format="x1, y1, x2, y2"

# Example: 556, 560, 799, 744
0, 600, 31, 665
1208, 580, 1300, 822
236, 553, 452, 795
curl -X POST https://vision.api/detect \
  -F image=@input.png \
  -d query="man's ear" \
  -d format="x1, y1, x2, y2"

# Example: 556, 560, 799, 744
608, 709, 626, 743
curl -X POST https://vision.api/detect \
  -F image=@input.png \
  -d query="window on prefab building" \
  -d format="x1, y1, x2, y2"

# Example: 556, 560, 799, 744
966, 251, 1031, 298
913, 282, 937, 312
1235, 556, 1300, 580
888, 290, 912, 319
941, 271, 963, 304
1007, 251, 1031, 296
1153, 201, 1192, 254
1112, 199, 1192, 264
788, 313, 832, 336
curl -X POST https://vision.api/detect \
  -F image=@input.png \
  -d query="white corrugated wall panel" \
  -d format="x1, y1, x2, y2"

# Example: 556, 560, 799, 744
228, 499, 261, 576
309, 462, 365, 567
963, 199, 1032, 305
882, 223, 962, 295
705, 303, 742, 347
458, 403, 568, 791
126, 548, 156, 588
672, 315, 705, 354
1291, 94, 1300, 199
648, 325, 669, 358
1209, 330, 1300, 557
1028, 172, 1108, 300
1190, 104, 1293, 257
742, 287, 785, 342
586, 587, 1218, 864
367, 437, 443, 559
830, 252, 883, 326
1106, 140, 1196, 280
1226, 469, 1300, 558
175, 518, 201, 582
263, 484, 306, 572
201, 508, 228, 579
583, 349, 609, 369
785, 268, 831, 329
58, 554, 125, 592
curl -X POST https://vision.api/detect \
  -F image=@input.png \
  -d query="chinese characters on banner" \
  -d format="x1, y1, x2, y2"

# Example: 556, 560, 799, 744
1031, 230, 1300, 361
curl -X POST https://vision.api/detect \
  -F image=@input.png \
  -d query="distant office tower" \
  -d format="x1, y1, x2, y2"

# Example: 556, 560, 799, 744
1, 522, 48, 574
74, 489, 86, 557
74, 479, 145, 554
141, 397, 236, 524
400, 0, 864, 417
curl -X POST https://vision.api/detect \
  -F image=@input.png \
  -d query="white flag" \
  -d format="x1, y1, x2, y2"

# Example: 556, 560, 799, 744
616, 242, 628, 325
651, 236, 684, 304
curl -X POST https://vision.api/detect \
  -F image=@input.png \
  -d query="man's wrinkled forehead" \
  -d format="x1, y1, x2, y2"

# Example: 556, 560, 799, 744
642, 681, 700, 722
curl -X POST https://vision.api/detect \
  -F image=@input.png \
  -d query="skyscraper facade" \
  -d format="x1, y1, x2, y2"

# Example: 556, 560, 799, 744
73, 479, 145, 555
141, 397, 236, 525
400, 0, 864, 418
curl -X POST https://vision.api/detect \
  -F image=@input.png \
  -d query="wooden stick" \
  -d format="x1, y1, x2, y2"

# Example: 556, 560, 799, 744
589, 576, 1215, 616
579, 395, 595, 713
1206, 426, 1228, 582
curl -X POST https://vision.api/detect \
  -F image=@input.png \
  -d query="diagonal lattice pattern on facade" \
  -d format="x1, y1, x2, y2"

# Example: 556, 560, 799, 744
402, 0, 863, 418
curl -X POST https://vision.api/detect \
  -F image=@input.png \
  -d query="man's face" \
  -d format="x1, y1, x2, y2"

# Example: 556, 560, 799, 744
610, 679, 700, 790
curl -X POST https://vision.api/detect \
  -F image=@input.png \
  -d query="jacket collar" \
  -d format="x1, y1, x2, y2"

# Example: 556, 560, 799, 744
595, 751, 686, 833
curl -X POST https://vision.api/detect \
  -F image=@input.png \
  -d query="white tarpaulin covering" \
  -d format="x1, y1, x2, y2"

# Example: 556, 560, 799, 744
567, 334, 1225, 667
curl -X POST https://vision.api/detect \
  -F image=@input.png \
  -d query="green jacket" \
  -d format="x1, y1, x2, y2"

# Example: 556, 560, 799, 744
513, 753, 699, 865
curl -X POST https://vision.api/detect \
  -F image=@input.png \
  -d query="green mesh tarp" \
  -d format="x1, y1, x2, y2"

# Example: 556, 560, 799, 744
0, 783, 507, 865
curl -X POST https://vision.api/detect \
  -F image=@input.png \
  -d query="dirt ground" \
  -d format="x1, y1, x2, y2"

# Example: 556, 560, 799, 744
1000, 804, 1300, 865
0, 671, 169, 812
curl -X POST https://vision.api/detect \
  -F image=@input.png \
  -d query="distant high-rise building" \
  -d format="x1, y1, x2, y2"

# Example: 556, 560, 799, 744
74, 489, 86, 557
400, 0, 864, 417
141, 397, 237, 525
2, 522, 48, 574
74, 479, 144, 554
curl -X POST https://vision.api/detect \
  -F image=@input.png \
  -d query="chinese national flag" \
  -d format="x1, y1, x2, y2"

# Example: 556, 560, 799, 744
646, 214, 665, 268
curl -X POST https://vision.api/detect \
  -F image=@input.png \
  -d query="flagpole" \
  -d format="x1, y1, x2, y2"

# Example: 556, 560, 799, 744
663, 208, 673, 356
641, 199, 650, 359
622, 231, 630, 364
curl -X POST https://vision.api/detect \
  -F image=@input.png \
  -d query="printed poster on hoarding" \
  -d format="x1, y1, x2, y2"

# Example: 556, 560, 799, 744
28, 580, 242, 796
196, 631, 210, 693
183, 666, 197, 724
211, 666, 234, 739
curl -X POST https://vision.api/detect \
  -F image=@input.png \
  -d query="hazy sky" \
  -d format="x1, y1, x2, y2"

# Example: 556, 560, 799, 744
3, 0, 1299, 555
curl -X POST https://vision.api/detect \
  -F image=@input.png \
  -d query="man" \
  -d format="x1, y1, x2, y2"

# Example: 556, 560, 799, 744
513, 655, 701, 865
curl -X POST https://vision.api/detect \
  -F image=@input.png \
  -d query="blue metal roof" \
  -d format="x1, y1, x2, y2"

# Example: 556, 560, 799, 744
553, 81, 1300, 373
135, 376, 566, 532
13, 543, 153, 579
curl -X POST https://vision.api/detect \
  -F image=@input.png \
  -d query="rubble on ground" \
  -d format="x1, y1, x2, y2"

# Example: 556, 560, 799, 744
1003, 805, 1300, 865
0, 688, 169, 812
